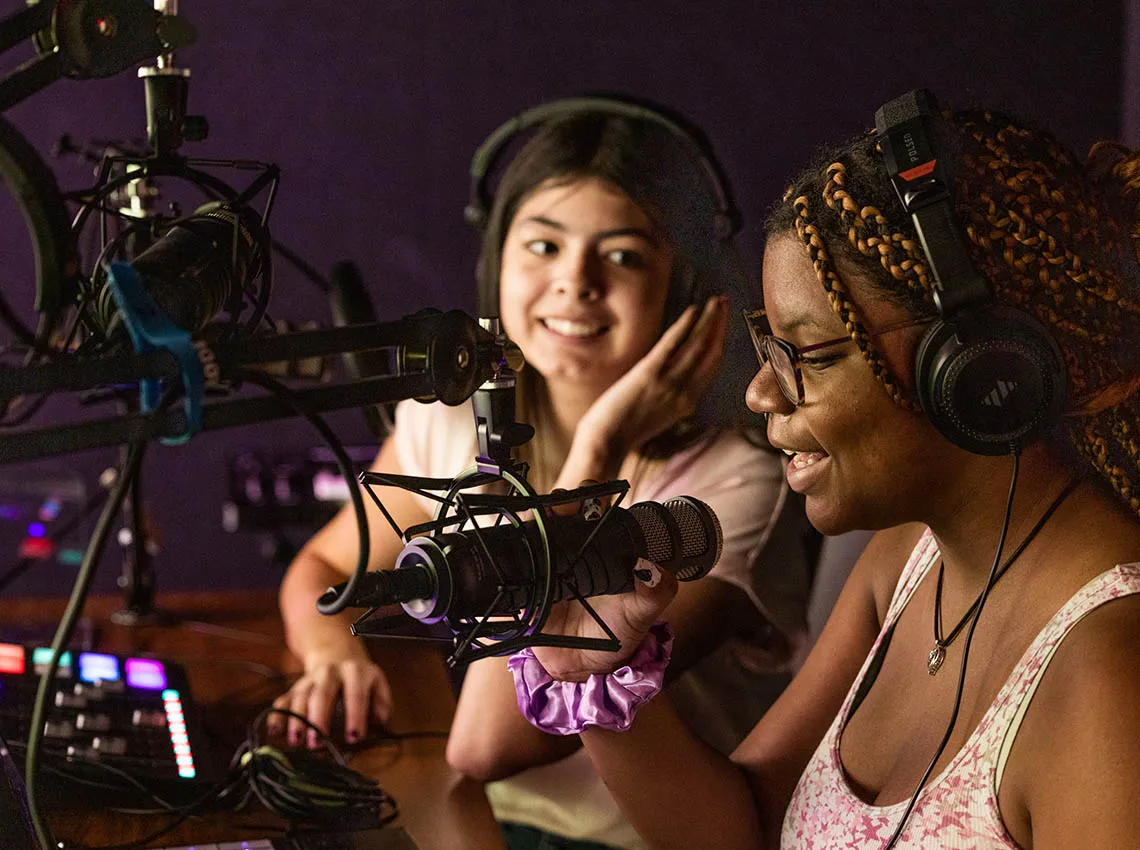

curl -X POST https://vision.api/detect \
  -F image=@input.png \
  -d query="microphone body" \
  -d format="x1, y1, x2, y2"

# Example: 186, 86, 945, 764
93, 203, 262, 337
326, 497, 722, 623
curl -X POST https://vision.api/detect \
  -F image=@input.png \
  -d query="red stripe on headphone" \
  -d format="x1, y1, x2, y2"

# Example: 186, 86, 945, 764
900, 160, 937, 181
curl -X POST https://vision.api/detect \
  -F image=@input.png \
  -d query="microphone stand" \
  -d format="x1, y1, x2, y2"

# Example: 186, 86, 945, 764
0, 310, 496, 462
109, 436, 176, 624
110, 10, 199, 624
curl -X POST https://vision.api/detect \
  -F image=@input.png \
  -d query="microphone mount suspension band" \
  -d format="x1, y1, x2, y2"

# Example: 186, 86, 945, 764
348, 472, 635, 666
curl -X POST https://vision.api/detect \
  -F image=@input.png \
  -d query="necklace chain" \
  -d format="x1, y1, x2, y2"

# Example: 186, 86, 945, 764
927, 477, 1080, 677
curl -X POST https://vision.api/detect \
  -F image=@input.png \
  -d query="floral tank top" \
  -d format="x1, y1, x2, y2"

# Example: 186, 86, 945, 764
782, 528, 1140, 849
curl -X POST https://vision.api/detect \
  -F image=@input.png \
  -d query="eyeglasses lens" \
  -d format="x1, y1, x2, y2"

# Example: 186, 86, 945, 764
766, 341, 800, 405
745, 313, 801, 406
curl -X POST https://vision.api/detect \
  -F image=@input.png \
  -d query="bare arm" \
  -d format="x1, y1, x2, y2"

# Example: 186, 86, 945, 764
1013, 593, 1140, 849
571, 524, 921, 849
447, 571, 755, 780
448, 298, 738, 778
274, 436, 433, 745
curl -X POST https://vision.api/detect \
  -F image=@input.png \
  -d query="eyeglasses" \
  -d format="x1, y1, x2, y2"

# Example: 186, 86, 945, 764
742, 308, 932, 406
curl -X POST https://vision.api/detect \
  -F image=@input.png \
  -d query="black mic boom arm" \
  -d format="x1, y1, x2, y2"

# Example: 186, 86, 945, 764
0, 309, 497, 463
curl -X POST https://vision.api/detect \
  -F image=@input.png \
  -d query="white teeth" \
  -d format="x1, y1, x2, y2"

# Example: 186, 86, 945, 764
542, 318, 604, 338
789, 451, 826, 469
782, 448, 795, 456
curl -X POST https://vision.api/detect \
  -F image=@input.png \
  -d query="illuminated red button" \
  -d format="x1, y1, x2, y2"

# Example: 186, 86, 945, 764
0, 643, 24, 675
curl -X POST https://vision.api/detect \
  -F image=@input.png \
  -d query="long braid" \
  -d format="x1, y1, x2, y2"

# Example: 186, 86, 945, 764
767, 105, 1140, 518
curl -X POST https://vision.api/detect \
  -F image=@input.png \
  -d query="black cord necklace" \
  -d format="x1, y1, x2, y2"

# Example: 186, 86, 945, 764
927, 476, 1081, 676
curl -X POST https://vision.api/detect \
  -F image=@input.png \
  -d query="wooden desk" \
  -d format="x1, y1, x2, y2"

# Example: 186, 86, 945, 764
2, 590, 506, 850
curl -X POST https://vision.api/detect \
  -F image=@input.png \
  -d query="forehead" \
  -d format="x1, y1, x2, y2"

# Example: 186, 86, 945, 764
512, 176, 655, 231
760, 234, 846, 337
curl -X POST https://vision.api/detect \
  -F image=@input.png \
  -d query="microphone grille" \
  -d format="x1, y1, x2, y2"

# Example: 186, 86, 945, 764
665, 497, 723, 561
628, 497, 723, 582
630, 502, 673, 566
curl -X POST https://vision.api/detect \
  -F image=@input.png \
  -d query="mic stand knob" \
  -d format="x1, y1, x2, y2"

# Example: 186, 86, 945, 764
473, 318, 533, 477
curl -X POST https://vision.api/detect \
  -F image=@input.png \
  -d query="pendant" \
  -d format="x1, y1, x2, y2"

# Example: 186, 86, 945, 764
927, 643, 946, 676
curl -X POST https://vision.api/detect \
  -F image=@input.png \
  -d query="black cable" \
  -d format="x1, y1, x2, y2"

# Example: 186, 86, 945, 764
60, 769, 251, 850
6, 738, 182, 813
24, 441, 145, 850
234, 706, 398, 828
881, 452, 1022, 849
226, 368, 370, 616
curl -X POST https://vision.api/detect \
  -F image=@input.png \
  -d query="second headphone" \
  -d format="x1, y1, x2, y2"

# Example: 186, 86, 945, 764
875, 89, 1067, 456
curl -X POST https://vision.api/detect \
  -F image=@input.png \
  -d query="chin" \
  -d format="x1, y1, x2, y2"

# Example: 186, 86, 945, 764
804, 493, 901, 537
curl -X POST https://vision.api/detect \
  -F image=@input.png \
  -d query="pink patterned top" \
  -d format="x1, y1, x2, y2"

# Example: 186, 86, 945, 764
782, 528, 1140, 849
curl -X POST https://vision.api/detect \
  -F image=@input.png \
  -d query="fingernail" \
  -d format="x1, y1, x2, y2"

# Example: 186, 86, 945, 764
634, 562, 664, 588
308, 731, 318, 748
347, 729, 359, 743
289, 731, 300, 746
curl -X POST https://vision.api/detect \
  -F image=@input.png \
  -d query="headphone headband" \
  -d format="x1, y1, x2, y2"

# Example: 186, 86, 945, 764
875, 89, 990, 317
464, 95, 741, 242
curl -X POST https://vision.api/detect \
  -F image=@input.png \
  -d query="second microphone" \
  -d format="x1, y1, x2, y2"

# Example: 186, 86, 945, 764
323, 496, 722, 624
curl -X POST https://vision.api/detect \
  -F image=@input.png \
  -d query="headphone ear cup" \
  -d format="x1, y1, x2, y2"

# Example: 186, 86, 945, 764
914, 306, 1067, 455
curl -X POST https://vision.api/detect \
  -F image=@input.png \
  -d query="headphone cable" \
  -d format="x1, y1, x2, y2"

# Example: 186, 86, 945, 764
881, 450, 1022, 850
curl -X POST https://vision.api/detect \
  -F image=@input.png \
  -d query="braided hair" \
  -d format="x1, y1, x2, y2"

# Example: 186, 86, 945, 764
767, 106, 1140, 516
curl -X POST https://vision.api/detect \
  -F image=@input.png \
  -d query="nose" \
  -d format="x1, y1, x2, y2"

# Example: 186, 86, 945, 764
746, 361, 795, 417
552, 249, 603, 301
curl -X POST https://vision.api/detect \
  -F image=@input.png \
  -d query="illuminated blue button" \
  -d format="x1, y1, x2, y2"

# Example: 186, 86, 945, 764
124, 658, 167, 690
77, 652, 120, 683
38, 499, 61, 521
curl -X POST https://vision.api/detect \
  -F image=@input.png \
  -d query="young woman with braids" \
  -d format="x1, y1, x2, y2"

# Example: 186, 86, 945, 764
272, 103, 814, 850
516, 97, 1140, 849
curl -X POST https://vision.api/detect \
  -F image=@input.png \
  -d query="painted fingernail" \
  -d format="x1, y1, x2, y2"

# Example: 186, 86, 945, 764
308, 731, 318, 748
347, 729, 359, 743
634, 562, 664, 587
289, 731, 300, 746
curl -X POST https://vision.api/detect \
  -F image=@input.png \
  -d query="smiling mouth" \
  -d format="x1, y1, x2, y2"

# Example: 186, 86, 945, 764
783, 448, 829, 469
540, 318, 609, 339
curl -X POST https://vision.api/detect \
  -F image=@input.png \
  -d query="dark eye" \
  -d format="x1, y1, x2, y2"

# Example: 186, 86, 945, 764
605, 248, 646, 269
525, 239, 558, 257
799, 354, 843, 370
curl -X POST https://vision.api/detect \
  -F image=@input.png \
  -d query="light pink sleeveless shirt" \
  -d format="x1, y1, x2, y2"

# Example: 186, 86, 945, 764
782, 528, 1140, 849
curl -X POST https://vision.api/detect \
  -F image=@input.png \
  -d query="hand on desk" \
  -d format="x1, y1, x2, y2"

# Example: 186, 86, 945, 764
268, 650, 392, 748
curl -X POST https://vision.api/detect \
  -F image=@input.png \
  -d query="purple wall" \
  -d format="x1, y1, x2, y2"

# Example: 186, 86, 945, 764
0, 1, 1125, 597
1127, 0, 1140, 145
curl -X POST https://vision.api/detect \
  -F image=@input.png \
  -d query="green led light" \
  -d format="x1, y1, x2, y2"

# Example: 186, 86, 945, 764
56, 549, 84, 566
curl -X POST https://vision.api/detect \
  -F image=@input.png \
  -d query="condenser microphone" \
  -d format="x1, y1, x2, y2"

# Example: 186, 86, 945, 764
90, 202, 263, 338
322, 496, 722, 622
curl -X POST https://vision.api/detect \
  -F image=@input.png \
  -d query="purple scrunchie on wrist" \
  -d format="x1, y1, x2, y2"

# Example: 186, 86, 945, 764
508, 622, 674, 735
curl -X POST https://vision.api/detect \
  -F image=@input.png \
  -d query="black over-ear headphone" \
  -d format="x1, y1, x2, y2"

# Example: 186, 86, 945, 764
464, 95, 742, 318
875, 89, 1067, 456
0, 115, 79, 343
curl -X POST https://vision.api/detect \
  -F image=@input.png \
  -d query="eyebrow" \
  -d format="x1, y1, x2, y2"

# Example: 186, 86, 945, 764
521, 216, 661, 247
777, 314, 836, 335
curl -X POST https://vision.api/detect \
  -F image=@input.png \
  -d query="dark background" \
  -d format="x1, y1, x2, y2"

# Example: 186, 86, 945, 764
0, 1, 1131, 598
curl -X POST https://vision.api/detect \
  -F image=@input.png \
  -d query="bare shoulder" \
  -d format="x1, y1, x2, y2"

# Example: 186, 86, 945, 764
849, 522, 928, 624
1012, 582, 1140, 847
